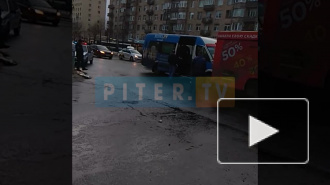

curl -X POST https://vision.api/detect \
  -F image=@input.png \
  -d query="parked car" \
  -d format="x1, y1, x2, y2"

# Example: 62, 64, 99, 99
0, 0, 21, 37
90, 44, 113, 59
119, 48, 142, 62
13, 0, 61, 26
74, 43, 94, 64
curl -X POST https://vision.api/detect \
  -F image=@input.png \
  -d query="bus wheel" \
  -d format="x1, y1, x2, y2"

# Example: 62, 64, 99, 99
245, 80, 258, 98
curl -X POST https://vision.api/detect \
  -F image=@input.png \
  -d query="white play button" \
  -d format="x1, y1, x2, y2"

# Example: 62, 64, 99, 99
249, 115, 279, 147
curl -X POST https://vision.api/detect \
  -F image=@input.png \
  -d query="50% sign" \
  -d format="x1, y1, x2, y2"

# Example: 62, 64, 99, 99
222, 43, 243, 61
280, 0, 321, 29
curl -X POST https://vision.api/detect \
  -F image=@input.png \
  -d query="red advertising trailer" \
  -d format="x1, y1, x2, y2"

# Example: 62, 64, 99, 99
213, 31, 258, 97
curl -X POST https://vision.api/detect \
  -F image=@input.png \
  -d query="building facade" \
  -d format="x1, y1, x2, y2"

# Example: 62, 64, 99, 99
72, 0, 107, 38
107, 0, 258, 41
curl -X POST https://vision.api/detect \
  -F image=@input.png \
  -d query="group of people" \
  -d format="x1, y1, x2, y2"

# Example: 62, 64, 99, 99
0, 7, 17, 67
168, 45, 212, 77
72, 39, 87, 73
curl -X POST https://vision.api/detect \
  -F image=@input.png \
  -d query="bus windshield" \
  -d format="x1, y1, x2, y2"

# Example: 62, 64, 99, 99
207, 46, 215, 59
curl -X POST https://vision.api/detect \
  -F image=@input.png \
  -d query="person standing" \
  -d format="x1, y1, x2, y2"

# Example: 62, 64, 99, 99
72, 42, 76, 73
168, 50, 178, 77
192, 51, 207, 76
0, 6, 9, 49
75, 39, 84, 71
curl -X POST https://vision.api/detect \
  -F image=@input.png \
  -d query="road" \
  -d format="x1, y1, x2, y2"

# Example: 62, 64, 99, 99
73, 56, 330, 185
0, 21, 71, 184
72, 56, 257, 185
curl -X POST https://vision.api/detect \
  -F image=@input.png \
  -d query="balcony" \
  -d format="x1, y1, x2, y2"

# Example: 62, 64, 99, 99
203, 4, 215, 11
202, 17, 213, 24
108, 4, 115, 9
145, 19, 153, 25
107, 12, 114, 18
147, 0, 155, 5
242, 16, 258, 22
246, 1, 258, 8
169, 19, 178, 24
233, 2, 246, 9
200, 30, 211, 37
169, 7, 179, 12
144, 29, 152, 34
146, 9, 154, 16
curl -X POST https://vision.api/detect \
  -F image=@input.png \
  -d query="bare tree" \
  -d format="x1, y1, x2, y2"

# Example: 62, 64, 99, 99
72, 22, 82, 40
88, 21, 104, 43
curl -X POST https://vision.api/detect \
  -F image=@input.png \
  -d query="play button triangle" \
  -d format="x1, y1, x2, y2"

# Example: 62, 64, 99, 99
249, 115, 279, 147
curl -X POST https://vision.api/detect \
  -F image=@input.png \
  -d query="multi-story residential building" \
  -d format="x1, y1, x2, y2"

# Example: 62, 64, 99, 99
72, 0, 107, 38
107, 0, 258, 41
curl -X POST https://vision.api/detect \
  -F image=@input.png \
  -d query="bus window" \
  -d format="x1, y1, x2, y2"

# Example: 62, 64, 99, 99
161, 42, 176, 54
207, 46, 215, 59
147, 41, 160, 60
196, 45, 211, 62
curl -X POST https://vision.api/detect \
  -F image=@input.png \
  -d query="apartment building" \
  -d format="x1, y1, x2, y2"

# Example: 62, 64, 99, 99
72, 0, 107, 34
107, 0, 258, 41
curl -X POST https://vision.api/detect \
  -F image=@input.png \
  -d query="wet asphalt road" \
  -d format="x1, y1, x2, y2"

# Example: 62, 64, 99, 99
0, 21, 71, 184
72, 57, 258, 185
73, 57, 330, 185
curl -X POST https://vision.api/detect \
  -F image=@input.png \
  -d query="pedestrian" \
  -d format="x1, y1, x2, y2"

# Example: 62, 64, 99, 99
0, 6, 9, 49
168, 49, 178, 77
0, 6, 16, 66
75, 39, 84, 71
72, 42, 76, 73
192, 51, 207, 76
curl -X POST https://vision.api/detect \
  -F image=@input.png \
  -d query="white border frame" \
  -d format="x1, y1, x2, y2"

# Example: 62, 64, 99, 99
217, 98, 309, 165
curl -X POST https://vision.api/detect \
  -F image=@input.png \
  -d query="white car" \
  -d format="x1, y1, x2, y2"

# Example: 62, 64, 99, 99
119, 49, 142, 62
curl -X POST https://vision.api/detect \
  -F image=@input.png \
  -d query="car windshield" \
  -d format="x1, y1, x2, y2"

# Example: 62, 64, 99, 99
130, 50, 140, 54
97, 46, 109, 51
82, 45, 88, 52
30, 0, 53, 8
0, 0, 8, 11
207, 46, 215, 59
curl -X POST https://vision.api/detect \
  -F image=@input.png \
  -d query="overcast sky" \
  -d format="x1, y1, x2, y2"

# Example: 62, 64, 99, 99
105, 0, 110, 29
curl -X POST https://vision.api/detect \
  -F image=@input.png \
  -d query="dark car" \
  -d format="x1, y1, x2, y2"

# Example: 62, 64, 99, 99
90, 45, 113, 59
0, 0, 21, 36
13, 0, 61, 26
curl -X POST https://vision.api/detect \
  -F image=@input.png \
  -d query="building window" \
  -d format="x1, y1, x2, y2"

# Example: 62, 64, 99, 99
191, 1, 195, 8
178, 12, 186, 19
232, 9, 245, 17
226, 10, 232, 18
197, 12, 202, 20
204, 0, 215, 5
224, 24, 231, 31
215, 11, 221, 19
153, 25, 157, 30
218, 0, 223, 5
196, 24, 201, 31
214, 24, 219, 31
187, 24, 192, 31
190, 12, 194, 19
137, 25, 140, 30
143, 15, 146, 20
249, 9, 257, 17
231, 22, 243, 31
